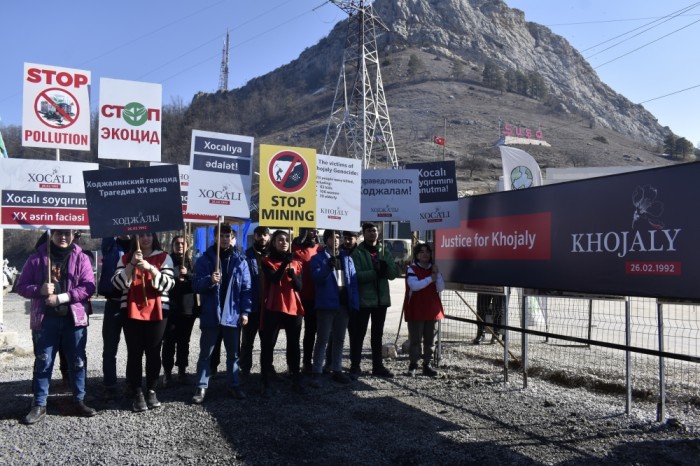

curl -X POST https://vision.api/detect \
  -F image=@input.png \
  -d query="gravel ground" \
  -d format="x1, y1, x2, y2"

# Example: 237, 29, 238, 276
1, 286, 699, 465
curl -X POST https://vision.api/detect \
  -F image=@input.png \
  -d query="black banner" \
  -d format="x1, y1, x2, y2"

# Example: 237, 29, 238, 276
436, 163, 700, 300
83, 164, 184, 237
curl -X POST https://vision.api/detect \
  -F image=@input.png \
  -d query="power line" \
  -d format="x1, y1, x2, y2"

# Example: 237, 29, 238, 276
583, 2, 700, 56
638, 83, 700, 104
593, 16, 700, 69
545, 13, 700, 27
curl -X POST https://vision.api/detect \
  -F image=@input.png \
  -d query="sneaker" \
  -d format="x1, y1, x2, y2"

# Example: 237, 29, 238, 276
348, 365, 361, 380
331, 372, 352, 384
132, 389, 148, 413
407, 363, 418, 378
490, 334, 500, 344
472, 334, 485, 345
228, 387, 246, 400
146, 390, 161, 409
75, 401, 97, 417
309, 374, 322, 388
23, 405, 47, 425
423, 365, 438, 377
372, 366, 394, 378
191, 388, 206, 405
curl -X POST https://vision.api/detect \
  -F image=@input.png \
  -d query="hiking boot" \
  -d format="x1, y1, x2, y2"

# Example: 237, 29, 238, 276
407, 362, 418, 378
23, 405, 47, 425
228, 387, 246, 400
146, 390, 161, 409
372, 366, 394, 378
132, 389, 148, 413
75, 401, 97, 417
332, 372, 351, 384
423, 364, 438, 377
191, 388, 206, 405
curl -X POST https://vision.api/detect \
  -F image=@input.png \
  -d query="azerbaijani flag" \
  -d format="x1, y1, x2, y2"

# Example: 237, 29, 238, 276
0, 130, 8, 158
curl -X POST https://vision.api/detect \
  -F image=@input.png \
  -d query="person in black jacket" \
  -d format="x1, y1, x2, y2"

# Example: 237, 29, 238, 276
162, 236, 197, 386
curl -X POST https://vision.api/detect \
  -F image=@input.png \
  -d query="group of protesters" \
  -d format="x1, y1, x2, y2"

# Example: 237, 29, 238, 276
14, 222, 445, 424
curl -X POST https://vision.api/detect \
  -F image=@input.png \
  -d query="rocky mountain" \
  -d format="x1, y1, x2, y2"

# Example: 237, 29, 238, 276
186, 0, 679, 194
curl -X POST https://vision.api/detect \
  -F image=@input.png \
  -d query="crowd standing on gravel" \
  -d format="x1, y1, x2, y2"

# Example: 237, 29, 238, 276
11, 222, 449, 424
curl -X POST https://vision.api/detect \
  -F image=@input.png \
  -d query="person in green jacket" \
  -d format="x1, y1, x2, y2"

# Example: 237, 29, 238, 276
348, 222, 398, 378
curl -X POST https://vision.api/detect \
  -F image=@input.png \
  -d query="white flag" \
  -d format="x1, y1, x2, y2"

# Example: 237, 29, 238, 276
499, 146, 542, 190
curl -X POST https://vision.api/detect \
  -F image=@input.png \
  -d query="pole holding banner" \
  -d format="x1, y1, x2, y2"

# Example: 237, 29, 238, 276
215, 217, 222, 275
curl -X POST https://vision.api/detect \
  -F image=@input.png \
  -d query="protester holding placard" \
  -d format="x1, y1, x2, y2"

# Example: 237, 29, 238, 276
292, 228, 322, 374
241, 226, 272, 376
111, 233, 175, 413
191, 224, 251, 404
98, 235, 131, 400
260, 230, 304, 397
403, 243, 444, 377
309, 230, 359, 387
162, 236, 197, 387
16, 229, 97, 424
349, 222, 398, 379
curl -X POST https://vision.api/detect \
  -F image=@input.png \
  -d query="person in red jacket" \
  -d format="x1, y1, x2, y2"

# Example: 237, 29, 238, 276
403, 243, 444, 377
292, 228, 322, 374
260, 230, 304, 397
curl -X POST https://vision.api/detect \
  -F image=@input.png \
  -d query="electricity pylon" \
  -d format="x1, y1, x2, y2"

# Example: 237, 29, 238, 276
323, 0, 398, 169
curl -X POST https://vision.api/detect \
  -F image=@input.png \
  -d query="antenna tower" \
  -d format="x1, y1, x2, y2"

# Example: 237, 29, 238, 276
218, 29, 230, 92
323, 0, 398, 169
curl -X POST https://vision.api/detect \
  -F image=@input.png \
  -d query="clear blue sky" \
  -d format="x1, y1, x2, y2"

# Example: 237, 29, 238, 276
2, 0, 698, 148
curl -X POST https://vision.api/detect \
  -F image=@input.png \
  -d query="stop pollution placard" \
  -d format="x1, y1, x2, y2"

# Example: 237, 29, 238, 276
22, 63, 91, 151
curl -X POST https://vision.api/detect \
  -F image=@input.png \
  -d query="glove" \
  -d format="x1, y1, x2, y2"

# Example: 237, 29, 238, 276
328, 256, 338, 269
286, 267, 295, 278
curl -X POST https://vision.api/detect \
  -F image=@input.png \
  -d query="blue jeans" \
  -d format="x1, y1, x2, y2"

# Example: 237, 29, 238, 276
195, 326, 241, 389
313, 306, 349, 373
101, 298, 124, 387
32, 315, 87, 406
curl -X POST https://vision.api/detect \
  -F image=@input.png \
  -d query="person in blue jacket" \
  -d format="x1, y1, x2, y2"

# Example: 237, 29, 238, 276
191, 224, 251, 404
309, 230, 359, 387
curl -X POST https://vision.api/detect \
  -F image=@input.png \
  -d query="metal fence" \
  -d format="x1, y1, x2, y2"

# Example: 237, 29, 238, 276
438, 288, 700, 426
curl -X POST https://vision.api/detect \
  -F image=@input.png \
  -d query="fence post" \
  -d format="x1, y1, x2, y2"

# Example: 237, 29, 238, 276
586, 299, 593, 348
521, 289, 529, 389
625, 297, 632, 414
503, 288, 509, 383
657, 300, 666, 422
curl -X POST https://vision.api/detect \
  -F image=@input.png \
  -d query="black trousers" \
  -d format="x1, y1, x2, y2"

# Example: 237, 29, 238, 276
123, 318, 168, 392
161, 312, 196, 373
348, 306, 387, 369
259, 310, 302, 385
301, 299, 317, 368
476, 294, 505, 336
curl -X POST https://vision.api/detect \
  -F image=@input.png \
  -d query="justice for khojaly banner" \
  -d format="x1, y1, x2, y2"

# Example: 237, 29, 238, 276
22, 63, 91, 151
360, 169, 420, 223
0, 159, 98, 229
405, 160, 460, 231
83, 164, 184, 238
436, 163, 699, 301
259, 144, 316, 229
315, 154, 362, 231
151, 163, 218, 224
186, 130, 253, 219
98, 77, 162, 162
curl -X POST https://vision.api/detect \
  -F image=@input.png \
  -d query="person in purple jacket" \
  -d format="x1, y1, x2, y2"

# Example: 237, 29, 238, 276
15, 229, 97, 425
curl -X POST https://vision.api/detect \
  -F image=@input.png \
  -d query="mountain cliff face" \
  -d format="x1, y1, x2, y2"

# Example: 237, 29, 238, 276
188, 0, 673, 193
374, 0, 664, 144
